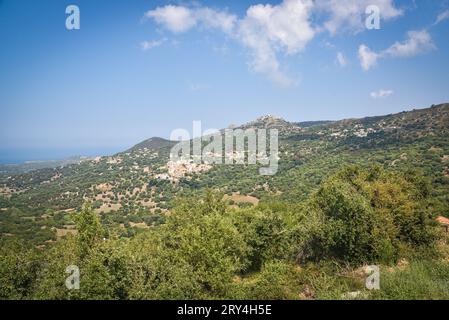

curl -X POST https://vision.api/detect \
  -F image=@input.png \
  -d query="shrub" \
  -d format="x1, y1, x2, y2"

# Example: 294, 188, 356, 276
301, 166, 437, 265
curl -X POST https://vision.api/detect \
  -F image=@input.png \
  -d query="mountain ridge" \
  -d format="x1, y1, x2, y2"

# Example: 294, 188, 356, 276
127, 102, 449, 154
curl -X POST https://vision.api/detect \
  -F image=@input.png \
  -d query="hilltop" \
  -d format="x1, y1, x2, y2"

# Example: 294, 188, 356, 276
237, 114, 302, 135
125, 137, 177, 153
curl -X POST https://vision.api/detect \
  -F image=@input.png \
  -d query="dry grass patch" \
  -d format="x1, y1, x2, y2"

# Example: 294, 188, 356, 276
224, 193, 259, 206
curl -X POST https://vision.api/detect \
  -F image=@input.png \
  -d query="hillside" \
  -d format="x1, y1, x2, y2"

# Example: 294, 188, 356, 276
0, 103, 448, 244
125, 137, 177, 153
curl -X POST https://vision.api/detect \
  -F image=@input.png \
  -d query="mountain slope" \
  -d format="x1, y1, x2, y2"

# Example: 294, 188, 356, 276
125, 137, 177, 153
1, 103, 448, 244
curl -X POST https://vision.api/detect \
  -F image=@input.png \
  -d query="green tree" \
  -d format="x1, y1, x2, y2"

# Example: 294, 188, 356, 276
0, 240, 40, 299
302, 166, 437, 265
74, 203, 104, 257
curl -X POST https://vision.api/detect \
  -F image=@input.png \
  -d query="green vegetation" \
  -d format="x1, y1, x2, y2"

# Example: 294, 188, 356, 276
0, 104, 448, 300
1, 166, 448, 300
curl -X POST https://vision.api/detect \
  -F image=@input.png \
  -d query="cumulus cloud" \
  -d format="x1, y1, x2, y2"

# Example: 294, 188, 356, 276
195, 7, 237, 33
144, 5, 236, 34
144, 5, 197, 33
142, 0, 407, 85
336, 52, 348, 67
237, 0, 315, 86
359, 30, 435, 70
384, 30, 435, 57
358, 45, 379, 71
434, 10, 449, 25
145, 0, 314, 86
315, 0, 402, 35
370, 89, 394, 99
140, 38, 166, 51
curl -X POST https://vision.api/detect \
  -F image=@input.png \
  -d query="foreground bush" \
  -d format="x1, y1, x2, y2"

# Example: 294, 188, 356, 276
0, 166, 443, 300
300, 166, 437, 265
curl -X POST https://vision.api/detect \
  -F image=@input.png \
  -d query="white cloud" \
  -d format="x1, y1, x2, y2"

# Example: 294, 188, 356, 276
434, 10, 449, 25
336, 52, 348, 67
236, 0, 315, 86
358, 45, 379, 71
140, 38, 166, 51
315, 0, 402, 35
241, 0, 315, 55
144, 5, 197, 33
359, 30, 435, 70
384, 30, 435, 57
145, 1, 314, 86
195, 8, 237, 33
370, 89, 394, 99
143, 1, 406, 85
144, 5, 236, 34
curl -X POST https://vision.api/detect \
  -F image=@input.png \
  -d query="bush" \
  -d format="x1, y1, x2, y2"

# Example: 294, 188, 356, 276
0, 240, 40, 299
231, 261, 302, 300
301, 166, 437, 265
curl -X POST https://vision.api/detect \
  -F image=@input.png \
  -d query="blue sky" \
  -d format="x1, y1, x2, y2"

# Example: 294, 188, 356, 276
0, 0, 448, 163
